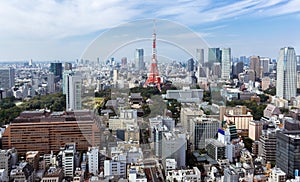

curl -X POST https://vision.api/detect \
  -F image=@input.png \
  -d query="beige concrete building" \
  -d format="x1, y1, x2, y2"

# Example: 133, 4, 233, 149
249, 121, 263, 141
223, 112, 253, 131
262, 77, 271, 91
180, 105, 204, 133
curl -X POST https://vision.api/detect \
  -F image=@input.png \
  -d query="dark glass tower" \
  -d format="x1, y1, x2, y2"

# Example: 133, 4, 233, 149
50, 62, 63, 79
276, 130, 300, 178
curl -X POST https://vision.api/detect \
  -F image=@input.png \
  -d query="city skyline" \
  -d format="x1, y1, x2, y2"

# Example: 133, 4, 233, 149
0, 0, 300, 61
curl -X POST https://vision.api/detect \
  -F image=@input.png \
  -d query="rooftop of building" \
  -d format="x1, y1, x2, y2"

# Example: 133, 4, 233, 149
192, 116, 220, 123
206, 139, 225, 147
271, 167, 286, 175
279, 129, 300, 134
11, 110, 94, 124
129, 93, 143, 99
44, 166, 63, 177
167, 167, 200, 176
26, 151, 39, 158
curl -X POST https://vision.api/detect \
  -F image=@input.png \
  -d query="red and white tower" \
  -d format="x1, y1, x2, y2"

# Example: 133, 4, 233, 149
143, 20, 161, 91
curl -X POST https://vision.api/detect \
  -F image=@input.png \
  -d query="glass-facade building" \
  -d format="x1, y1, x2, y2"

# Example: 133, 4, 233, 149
221, 48, 231, 80
191, 117, 220, 150
276, 47, 297, 100
135, 48, 144, 71
276, 131, 300, 178
50, 62, 63, 79
0, 67, 15, 90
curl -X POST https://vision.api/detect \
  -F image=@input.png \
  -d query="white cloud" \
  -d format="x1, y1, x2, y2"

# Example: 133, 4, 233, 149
1, 0, 300, 61
258, 0, 300, 16
0, 0, 142, 39
0, 0, 299, 40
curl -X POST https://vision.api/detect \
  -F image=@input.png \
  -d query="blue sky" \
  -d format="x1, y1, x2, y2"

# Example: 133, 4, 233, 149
0, 0, 299, 62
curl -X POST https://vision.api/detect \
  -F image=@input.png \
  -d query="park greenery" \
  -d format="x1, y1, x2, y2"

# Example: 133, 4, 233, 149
263, 87, 276, 96
203, 91, 212, 104
0, 93, 66, 126
226, 100, 267, 120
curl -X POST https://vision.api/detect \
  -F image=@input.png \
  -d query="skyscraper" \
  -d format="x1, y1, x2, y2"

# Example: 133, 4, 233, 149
0, 67, 15, 90
196, 48, 204, 66
258, 129, 277, 164
50, 62, 63, 79
250, 56, 261, 80
260, 57, 271, 75
276, 130, 300, 178
66, 73, 82, 111
232, 61, 244, 78
187, 58, 195, 72
64, 62, 72, 71
208, 48, 221, 63
121, 57, 127, 68
212, 62, 222, 78
161, 131, 187, 168
135, 48, 144, 71
47, 73, 55, 94
276, 47, 297, 100
190, 116, 220, 150
221, 48, 231, 80
297, 55, 300, 72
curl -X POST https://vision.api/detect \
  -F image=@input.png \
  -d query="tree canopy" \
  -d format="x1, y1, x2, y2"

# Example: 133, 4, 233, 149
0, 93, 66, 126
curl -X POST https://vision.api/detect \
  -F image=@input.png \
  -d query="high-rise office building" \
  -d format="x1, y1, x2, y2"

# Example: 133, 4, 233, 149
121, 57, 127, 68
161, 131, 187, 168
205, 138, 226, 160
187, 58, 195, 72
190, 116, 220, 150
240, 56, 248, 65
212, 62, 222, 78
250, 56, 261, 80
180, 106, 204, 134
50, 62, 63, 79
153, 124, 169, 157
66, 73, 82, 111
196, 48, 204, 66
62, 70, 73, 95
135, 48, 145, 71
276, 47, 297, 100
64, 62, 72, 71
232, 61, 244, 78
258, 129, 276, 164
0, 67, 15, 90
297, 55, 300, 72
260, 57, 271, 75
276, 130, 300, 178
221, 48, 231, 80
208, 48, 221, 63
47, 73, 55, 94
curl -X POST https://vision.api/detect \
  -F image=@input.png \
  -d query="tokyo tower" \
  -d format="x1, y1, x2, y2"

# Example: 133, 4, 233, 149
143, 20, 161, 91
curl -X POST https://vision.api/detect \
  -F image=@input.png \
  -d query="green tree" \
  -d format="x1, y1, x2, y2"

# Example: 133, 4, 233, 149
258, 94, 269, 103
226, 100, 267, 120
203, 91, 211, 104
243, 137, 253, 152
264, 87, 276, 96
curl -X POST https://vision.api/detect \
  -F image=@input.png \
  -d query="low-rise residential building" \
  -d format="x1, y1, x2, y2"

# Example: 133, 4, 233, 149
166, 167, 201, 182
